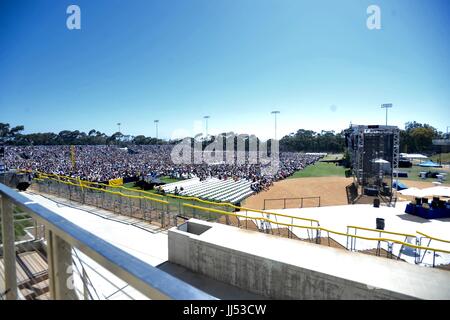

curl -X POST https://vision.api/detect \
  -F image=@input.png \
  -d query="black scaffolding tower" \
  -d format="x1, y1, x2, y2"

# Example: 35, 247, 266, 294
345, 125, 400, 206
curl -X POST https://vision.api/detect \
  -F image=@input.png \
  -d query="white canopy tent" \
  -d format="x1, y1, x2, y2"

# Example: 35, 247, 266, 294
399, 186, 450, 198
372, 158, 390, 164
400, 153, 428, 160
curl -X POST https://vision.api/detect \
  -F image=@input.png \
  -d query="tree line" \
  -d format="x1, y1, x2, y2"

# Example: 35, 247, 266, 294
0, 122, 446, 154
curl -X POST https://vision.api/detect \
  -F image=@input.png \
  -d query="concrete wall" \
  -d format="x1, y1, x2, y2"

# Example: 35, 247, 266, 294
168, 220, 450, 300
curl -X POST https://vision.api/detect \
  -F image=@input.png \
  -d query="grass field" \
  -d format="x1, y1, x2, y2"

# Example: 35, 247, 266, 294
320, 154, 344, 161
289, 162, 346, 178
123, 182, 142, 190
160, 176, 182, 184
397, 165, 449, 183
0, 210, 33, 243
430, 152, 450, 164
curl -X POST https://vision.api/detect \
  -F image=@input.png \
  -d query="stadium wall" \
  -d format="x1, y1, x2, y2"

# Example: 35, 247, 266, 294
168, 219, 450, 300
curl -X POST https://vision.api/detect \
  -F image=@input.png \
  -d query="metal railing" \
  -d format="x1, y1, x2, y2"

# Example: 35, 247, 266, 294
263, 196, 321, 210
0, 182, 215, 300
182, 203, 450, 267
416, 231, 450, 266
29, 173, 321, 230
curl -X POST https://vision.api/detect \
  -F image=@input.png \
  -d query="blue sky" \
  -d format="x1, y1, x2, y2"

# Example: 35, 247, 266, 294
0, 0, 449, 140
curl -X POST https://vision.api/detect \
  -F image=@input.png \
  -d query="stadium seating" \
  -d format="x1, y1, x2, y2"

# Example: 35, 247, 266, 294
161, 177, 254, 204
162, 178, 200, 193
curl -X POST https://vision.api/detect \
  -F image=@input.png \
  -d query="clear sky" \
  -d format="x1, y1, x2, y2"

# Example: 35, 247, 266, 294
1, 0, 449, 140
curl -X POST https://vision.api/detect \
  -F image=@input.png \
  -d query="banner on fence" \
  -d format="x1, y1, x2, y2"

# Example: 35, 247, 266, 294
109, 178, 124, 186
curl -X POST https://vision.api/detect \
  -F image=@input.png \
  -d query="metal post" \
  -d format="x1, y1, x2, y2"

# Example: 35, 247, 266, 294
1, 197, 18, 300
83, 268, 89, 300
128, 197, 132, 217
46, 230, 78, 300
204, 116, 210, 137
245, 211, 247, 229
385, 107, 387, 125
381, 103, 392, 126
271, 110, 280, 140
33, 219, 38, 240
154, 120, 159, 140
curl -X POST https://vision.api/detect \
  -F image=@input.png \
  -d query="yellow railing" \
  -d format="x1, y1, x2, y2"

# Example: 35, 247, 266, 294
347, 225, 416, 239
38, 174, 169, 205
27, 170, 320, 227
417, 231, 450, 244
23, 169, 450, 261
183, 204, 450, 256
32, 171, 165, 199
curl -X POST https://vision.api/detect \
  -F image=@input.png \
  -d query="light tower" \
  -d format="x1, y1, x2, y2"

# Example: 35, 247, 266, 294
203, 115, 210, 137
271, 110, 280, 140
154, 120, 159, 140
381, 104, 393, 126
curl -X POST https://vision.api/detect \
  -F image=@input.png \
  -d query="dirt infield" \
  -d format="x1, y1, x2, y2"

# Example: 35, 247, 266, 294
242, 177, 448, 210
242, 177, 353, 209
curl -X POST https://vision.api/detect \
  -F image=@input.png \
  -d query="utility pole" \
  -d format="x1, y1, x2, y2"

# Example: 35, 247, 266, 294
381, 104, 393, 126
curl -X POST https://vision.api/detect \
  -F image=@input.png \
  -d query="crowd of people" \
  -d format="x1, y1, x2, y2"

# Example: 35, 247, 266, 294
3, 145, 323, 188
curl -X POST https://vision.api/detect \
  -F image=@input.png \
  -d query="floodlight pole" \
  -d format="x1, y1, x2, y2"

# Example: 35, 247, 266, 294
154, 120, 159, 140
381, 104, 393, 126
204, 116, 210, 137
271, 111, 280, 140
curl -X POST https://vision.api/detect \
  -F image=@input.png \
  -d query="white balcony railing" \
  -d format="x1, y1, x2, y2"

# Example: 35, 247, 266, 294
0, 183, 215, 300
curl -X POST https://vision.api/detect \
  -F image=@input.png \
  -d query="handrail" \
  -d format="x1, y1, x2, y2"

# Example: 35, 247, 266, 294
42, 176, 169, 205
416, 231, 450, 244
347, 225, 416, 238
0, 183, 215, 300
24, 170, 165, 199
182, 204, 450, 255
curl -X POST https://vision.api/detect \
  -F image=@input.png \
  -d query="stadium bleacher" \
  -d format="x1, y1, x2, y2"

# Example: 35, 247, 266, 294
161, 177, 254, 204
